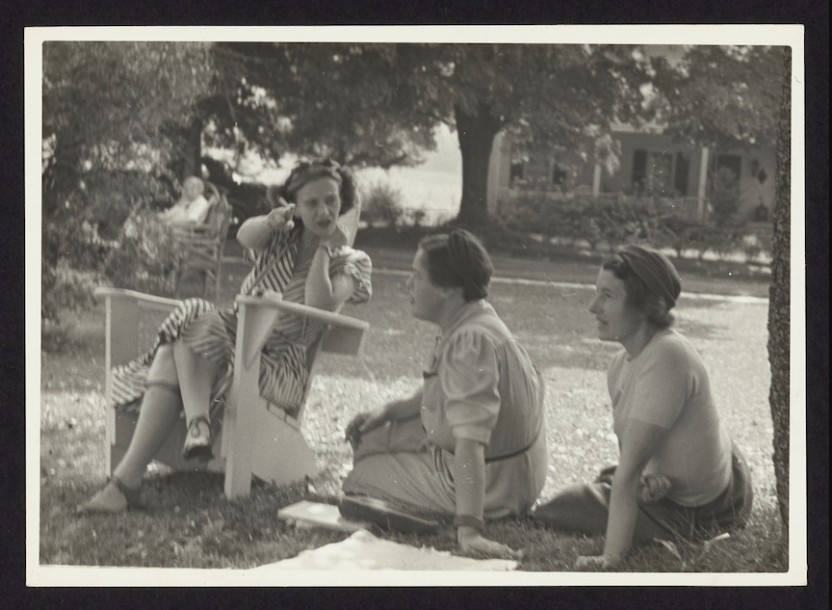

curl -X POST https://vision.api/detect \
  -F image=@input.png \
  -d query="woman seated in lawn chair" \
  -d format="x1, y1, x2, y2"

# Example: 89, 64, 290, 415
532, 245, 753, 571
159, 176, 212, 226
341, 229, 547, 560
79, 158, 372, 514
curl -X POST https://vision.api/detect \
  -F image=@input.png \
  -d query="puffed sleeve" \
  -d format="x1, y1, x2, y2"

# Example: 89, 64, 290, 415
439, 330, 501, 445
329, 246, 373, 304
627, 340, 692, 429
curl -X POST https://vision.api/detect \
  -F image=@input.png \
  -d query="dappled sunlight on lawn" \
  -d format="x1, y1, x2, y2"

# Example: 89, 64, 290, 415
38, 255, 776, 569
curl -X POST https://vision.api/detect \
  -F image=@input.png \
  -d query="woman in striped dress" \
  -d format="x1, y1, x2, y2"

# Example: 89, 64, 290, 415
79, 159, 372, 514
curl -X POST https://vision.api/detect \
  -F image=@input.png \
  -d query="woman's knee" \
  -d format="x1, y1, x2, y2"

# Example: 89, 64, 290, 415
147, 344, 179, 386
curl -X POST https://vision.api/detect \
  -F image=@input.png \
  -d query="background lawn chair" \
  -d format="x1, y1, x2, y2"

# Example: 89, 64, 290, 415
95, 203, 367, 499
171, 181, 233, 301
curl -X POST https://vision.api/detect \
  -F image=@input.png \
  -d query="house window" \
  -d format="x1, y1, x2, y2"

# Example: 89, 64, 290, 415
510, 160, 525, 184
632, 149, 690, 196
552, 164, 568, 187
715, 154, 742, 180
674, 152, 690, 196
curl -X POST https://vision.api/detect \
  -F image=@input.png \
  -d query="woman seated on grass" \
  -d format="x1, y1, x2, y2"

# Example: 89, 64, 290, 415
341, 229, 547, 560
79, 159, 372, 514
532, 245, 753, 571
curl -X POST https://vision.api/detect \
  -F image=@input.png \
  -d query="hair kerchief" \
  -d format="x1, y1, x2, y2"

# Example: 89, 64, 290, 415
617, 245, 682, 308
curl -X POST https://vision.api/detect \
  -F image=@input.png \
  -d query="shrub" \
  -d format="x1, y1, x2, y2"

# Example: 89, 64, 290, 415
101, 209, 181, 296
42, 169, 178, 323
360, 180, 405, 227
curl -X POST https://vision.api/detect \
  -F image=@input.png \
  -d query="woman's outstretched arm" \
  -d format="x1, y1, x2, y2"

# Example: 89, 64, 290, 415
237, 206, 295, 253
576, 419, 669, 570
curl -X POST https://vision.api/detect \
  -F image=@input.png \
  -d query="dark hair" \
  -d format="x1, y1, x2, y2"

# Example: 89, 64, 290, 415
418, 229, 493, 302
602, 255, 675, 329
276, 158, 358, 216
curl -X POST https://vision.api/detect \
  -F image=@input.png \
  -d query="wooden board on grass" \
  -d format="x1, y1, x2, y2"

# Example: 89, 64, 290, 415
278, 501, 370, 533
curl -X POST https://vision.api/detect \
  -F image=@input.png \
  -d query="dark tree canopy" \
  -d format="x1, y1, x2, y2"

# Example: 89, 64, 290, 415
652, 45, 783, 150
207, 43, 656, 225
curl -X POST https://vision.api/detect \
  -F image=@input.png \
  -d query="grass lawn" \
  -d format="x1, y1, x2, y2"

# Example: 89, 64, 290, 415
38, 250, 786, 573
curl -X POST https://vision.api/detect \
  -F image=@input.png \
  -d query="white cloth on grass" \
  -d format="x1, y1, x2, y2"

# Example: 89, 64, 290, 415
256, 530, 517, 571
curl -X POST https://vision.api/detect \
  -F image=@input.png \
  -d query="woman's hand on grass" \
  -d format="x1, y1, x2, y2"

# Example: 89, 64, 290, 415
457, 526, 523, 561
639, 473, 671, 503
574, 553, 623, 571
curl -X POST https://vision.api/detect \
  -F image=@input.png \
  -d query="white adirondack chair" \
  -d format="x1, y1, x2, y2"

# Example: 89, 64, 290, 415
95, 204, 367, 499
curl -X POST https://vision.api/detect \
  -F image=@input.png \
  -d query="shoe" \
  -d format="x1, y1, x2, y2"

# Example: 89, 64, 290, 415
77, 477, 144, 515
182, 415, 213, 461
339, 496, 440, 535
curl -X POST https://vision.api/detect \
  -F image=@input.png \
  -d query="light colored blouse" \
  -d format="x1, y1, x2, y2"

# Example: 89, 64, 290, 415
162, 194, 211, 224
608, 328, 733, 506
421, 300, 545, 461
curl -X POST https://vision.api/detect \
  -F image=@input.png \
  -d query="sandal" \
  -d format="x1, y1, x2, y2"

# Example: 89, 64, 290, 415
77, 477, 144, 515
339, 496, 440, 535
182, 415, 213, 461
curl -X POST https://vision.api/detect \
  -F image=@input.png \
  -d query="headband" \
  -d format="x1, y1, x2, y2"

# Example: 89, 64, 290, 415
618, 245, 682, 308
284, 159, 343, 198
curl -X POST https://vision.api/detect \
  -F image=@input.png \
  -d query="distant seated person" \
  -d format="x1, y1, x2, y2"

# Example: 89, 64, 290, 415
160, 176, 212, 226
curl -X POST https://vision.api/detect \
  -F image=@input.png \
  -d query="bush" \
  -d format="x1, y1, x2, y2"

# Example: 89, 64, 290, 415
497, 194, 665, 252
42, 169, 179, 323
101, 209, 181, 296
360, 180, 405, 227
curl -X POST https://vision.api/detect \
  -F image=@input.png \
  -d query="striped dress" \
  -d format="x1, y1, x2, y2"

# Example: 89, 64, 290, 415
110, 224, 372, 421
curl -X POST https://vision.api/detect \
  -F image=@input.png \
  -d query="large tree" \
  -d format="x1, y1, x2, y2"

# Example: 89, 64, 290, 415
207, 43, 655, 226
768, 47, 791, 535
651, 44, 783, 149
41, 41, 215, 320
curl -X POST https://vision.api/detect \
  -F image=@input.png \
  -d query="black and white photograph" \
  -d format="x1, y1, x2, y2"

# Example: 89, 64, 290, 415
25, 25, 808, 587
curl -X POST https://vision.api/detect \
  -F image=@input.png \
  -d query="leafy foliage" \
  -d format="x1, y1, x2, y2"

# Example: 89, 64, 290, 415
101, 209, 181, 296
42, 42, 215, 322
207, 44, 657, 226
498, 193, 763, 263
651, 45, 783, 149
360, 180, 405, 227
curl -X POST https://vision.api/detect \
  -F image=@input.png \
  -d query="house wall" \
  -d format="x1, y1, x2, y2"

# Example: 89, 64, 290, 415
603, 131, 701, 197
731, 145, 777, 220
491, 129, 777, 222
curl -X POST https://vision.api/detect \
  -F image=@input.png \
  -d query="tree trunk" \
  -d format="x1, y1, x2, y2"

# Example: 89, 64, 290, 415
182, 116, 203, 181
768, 47, 791, 537
454, 104, 503, 227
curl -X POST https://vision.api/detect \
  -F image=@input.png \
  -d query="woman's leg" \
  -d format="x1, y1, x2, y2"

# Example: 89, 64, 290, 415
113, 345, 183, 487
78, 346, 183, 513
172, 337, 222, 426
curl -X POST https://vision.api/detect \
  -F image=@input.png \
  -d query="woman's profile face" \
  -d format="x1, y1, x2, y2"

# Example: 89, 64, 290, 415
588, 269, 646, 344
293, 177, 342, 238
406, 248, 448, 323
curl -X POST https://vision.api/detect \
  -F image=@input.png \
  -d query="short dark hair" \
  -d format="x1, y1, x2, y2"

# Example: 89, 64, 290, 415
418, 229, 493, 302
278, 158, 358, 216
602, 255, 675, 329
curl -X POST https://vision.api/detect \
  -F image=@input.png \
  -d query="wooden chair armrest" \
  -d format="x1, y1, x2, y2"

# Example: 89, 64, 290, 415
234, 295, 369, 367
95, 287, 181, 309
94, 287, 181, 378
